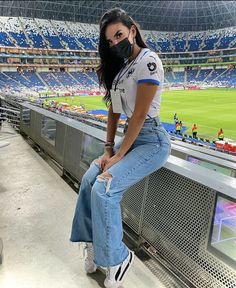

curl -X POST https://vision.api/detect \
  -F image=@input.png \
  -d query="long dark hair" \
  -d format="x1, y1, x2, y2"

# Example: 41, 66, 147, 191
97, 8, 148, 107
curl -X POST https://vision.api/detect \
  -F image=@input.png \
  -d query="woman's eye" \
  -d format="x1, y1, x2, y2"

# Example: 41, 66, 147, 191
116, 33, 122, 38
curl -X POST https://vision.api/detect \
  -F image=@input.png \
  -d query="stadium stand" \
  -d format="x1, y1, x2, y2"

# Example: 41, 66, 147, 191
0, 17, 234, 94
0, 17, 234, 96
0, 17, 235, 51
0, 17, 30, 48
21, 17, 47, 48
0, 68, 235, 95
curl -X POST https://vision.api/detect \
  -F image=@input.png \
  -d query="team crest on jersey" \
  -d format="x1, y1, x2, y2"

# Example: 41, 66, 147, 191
126, 68, 135, 78
147, 62, 156, 72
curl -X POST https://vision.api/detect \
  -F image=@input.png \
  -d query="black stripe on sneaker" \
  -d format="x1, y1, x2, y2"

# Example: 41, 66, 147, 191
115, 265, 122, 281
119, 252, 133, 281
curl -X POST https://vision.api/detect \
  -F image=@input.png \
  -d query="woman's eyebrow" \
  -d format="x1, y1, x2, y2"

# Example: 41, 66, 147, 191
114, 30, 121, 37
107, 30, 122, 42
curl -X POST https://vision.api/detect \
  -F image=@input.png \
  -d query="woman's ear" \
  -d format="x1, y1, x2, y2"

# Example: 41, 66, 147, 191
131, 25, 137, 37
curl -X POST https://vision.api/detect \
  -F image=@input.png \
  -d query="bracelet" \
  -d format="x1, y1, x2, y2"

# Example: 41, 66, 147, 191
104, 142, 115, 148
104, 146, 114, 150
104, 144, 115, 147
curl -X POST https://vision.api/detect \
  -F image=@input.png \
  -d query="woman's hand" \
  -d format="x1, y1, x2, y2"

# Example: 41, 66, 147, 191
100, 149, 114, 170
103, 153, 124, 171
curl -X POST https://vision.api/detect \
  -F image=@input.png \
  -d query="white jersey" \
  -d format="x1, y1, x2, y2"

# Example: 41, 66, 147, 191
111, 48, 164, 118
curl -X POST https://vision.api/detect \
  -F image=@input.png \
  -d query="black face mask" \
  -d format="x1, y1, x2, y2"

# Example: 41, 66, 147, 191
110, 37, 133, 59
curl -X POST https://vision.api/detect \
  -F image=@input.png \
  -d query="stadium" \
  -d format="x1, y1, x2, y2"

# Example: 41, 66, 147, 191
0, 1, 236, 288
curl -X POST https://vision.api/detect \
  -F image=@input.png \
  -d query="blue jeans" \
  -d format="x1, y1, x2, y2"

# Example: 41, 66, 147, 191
70, 117, 171, 267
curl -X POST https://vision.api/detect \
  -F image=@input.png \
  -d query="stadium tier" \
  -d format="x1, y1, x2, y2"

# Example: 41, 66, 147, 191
0, 68, 235, 95
0, 71, 102, 94
0, 17, 235, 52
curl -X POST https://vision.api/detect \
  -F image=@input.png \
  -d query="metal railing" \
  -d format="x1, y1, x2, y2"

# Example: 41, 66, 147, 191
0, 98, 21, 131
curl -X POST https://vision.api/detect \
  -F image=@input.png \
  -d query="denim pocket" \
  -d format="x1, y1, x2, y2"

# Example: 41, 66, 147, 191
149, 125, 170, 145
153, 126, 169, 136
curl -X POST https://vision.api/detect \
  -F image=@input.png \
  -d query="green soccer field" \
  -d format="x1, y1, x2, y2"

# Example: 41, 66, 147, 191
51, 88, 236, 141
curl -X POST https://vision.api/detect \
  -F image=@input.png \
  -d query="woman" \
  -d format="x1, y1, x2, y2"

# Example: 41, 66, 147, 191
70, 8, 171, 288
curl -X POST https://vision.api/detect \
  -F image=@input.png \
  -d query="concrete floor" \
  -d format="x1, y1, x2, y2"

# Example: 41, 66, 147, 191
0, 123, 167, 288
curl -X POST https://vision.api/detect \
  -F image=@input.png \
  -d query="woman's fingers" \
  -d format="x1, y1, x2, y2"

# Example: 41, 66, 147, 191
101, 159, 108, 170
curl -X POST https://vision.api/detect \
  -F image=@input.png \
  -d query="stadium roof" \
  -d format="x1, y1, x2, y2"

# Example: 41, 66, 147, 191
0, 0, 236, 32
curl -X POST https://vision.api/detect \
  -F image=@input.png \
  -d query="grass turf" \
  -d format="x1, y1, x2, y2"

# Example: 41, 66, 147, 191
51, 88, 236, 141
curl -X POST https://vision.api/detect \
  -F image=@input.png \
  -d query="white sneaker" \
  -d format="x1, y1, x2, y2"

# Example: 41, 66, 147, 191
84, 243, 97, 274
104, 250, 134, 288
